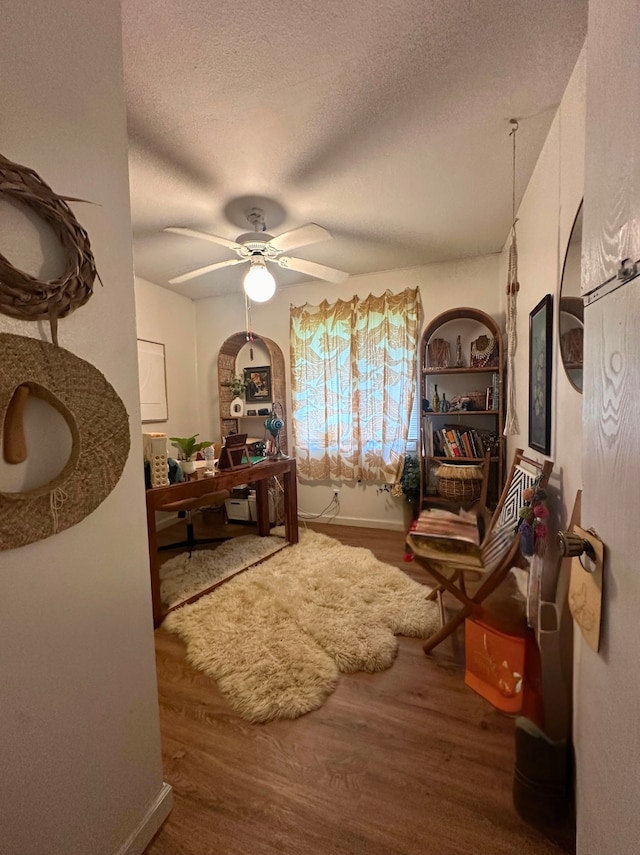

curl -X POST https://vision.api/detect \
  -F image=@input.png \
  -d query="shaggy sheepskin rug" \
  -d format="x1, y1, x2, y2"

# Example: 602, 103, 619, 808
162, 528, 440, 722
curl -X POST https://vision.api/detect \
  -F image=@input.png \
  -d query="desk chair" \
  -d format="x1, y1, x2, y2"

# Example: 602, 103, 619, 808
408, 448, 553, 654
157, 488, 230, 557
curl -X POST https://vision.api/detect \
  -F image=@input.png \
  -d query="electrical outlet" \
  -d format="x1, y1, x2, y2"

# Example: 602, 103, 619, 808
333, 488, 340, 497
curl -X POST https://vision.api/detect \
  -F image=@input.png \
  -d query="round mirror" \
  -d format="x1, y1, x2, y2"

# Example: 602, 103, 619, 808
559, 202, 584, 393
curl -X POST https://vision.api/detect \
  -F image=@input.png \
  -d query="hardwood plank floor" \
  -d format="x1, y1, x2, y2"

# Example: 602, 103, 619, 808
147, 518, 574, 854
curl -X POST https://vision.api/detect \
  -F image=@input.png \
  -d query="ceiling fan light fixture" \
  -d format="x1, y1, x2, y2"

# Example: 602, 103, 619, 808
243, 256, 276, 302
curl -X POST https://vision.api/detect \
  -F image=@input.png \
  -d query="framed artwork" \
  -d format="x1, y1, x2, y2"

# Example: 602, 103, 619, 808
528, 295, 553, 454
137, 339, 168, 423
244, 365, 272, 402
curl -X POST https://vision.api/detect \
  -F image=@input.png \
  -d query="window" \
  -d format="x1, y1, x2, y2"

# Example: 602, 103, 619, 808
290, 288, 421, 483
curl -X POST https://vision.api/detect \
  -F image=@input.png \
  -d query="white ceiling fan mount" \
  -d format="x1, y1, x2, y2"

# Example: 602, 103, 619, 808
165, 207, 349, 289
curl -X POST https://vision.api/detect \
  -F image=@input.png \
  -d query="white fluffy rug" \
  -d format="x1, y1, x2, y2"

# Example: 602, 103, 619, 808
162, 528, 440, 722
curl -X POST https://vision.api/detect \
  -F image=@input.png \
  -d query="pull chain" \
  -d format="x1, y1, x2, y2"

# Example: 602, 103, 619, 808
244, 291, 254, 360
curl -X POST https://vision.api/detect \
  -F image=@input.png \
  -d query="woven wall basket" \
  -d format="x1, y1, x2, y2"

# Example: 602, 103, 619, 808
0, 333, 130, 551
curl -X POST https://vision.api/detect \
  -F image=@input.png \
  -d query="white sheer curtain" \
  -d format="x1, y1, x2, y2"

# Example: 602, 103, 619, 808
290, 287, 421, 482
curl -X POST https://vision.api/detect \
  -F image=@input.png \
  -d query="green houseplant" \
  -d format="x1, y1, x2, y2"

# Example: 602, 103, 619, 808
398, 455, 421, 505
169, 434, 213, 473
391, 455, 421, 523
223, 374, 248, 397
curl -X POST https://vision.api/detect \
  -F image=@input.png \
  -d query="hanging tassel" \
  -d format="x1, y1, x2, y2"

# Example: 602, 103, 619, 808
519, 521, 535, 556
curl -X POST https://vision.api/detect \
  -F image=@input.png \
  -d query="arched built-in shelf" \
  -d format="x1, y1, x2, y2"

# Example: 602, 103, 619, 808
217, 332, 288, 454
420, 306, 505, 506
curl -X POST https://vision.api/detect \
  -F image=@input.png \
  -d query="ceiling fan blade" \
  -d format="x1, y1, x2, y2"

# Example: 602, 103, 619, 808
275, 255, 349, 284
164, 226, 242, 252
267, 223, 331, 253
169, 257, 247, 285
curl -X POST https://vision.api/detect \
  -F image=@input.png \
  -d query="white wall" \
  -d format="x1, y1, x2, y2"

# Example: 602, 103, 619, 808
1, 2, 169, 854
195, 254, 501, 529
135, 276, 199, 447
501, 47, 586, 557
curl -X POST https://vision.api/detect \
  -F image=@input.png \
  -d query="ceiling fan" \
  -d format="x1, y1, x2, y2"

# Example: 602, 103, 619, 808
165, 207, 349, 301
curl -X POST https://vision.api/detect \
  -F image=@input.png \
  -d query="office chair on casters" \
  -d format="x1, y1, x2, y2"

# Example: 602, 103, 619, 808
408, 448, 553, 654
157, 488, 230, 557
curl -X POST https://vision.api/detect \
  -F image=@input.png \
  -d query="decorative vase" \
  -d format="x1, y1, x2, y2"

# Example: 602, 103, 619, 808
439, 393, 451, 413
180, 459, 196, 475
230, 396, 244, 417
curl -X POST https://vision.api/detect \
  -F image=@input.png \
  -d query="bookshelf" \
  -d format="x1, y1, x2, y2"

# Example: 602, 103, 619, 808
420, 307, 505, 507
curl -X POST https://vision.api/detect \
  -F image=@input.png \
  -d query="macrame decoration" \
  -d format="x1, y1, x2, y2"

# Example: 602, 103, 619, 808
503, 120, 520, 436
0, 152, 100, 346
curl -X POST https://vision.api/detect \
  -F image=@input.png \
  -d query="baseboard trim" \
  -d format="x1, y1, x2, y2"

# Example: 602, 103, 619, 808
300, 514, 405, 532
115, 782, 173, 855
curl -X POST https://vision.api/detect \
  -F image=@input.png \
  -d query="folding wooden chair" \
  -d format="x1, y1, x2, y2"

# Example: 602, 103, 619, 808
408, 448, 553, 654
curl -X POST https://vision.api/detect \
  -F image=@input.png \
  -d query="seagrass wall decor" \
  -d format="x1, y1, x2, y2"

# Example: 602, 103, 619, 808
0, 333, 130, 551
0, 152, 100, 345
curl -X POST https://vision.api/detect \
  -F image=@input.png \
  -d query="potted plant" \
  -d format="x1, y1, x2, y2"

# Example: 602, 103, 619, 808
169, 434, 213, 474
391, 454, 421, 524
222, 373, 248, 416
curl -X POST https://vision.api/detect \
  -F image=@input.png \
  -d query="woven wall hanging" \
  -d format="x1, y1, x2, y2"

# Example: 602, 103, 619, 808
0, 152, 100, 346
0, 333, 130, 551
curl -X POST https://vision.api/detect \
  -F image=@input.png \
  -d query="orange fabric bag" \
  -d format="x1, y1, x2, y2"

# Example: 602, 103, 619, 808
464, 617, 527, 714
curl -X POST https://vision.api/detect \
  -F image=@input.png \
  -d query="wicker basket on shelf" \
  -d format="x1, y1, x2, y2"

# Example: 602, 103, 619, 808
466, 390, 487, 410
435, 463, 484, 501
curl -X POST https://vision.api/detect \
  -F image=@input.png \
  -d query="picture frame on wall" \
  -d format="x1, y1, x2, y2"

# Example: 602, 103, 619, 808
528, 294, 553, 454
243, 365, 272, 402
137, 339, 168, 423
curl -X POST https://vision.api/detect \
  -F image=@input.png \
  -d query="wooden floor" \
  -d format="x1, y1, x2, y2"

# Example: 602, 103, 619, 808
147, 518, 574, 855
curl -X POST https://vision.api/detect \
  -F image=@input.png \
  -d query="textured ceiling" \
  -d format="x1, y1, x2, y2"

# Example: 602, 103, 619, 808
122, 0, 587, 301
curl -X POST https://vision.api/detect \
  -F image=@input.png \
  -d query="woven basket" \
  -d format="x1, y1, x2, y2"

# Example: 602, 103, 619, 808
466, 390, 487, 410
435, 463, 483, 502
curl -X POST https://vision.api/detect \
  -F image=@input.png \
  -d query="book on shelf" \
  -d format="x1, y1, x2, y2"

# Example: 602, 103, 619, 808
407, 507, 482, 566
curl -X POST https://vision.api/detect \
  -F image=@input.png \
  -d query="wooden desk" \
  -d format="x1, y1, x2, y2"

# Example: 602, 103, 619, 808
146, 457, 298, 627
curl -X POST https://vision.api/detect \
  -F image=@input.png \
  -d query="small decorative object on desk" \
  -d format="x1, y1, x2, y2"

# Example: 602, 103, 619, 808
470, 334, 498, 368
427, 337, 451, 368
203, 445, 216, 473
143, 433, 169, 487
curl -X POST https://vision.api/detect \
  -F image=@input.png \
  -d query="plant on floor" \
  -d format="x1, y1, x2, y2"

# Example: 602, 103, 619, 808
169, 434, 213, 461
223, 374, 248, 397
391, 455, 421, 505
